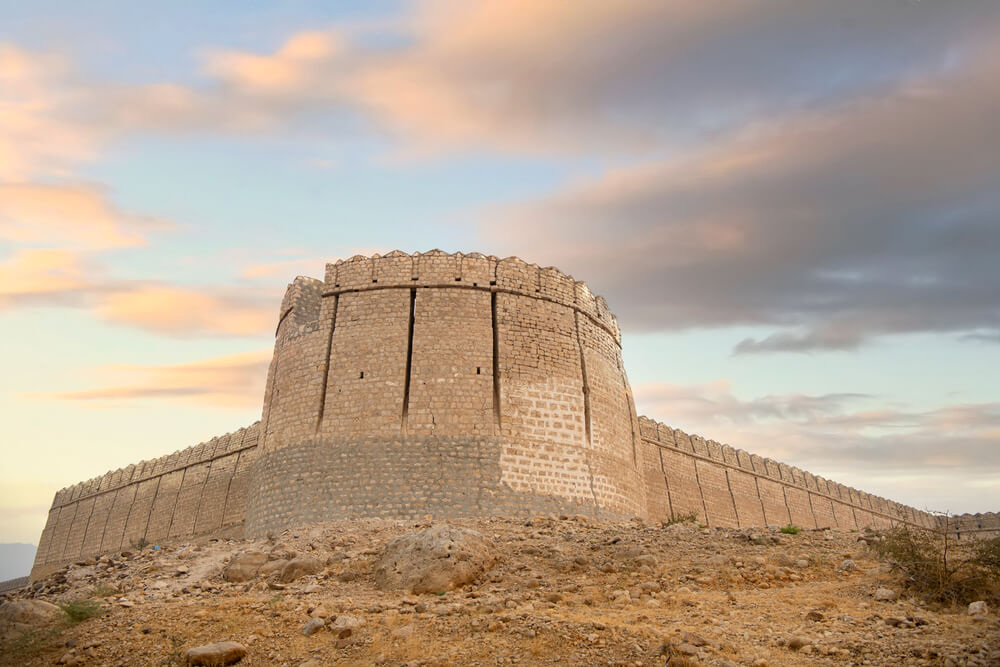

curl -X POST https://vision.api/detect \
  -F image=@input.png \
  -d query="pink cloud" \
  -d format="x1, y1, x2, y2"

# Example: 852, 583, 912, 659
37, 349, 271, 409
97, 285, 277, 337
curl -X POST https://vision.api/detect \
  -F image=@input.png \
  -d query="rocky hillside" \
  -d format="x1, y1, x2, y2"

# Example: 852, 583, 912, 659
1, 516, 997, 667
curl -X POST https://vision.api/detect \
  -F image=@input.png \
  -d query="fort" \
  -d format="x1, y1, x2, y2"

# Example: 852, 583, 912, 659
28, 251, 999, 580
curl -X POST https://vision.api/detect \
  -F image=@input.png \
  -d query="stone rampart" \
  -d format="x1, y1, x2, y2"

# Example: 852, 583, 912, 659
30, 424, 259, 579
29, 251, 985, 580
637, 416, 939, 531
946, 512, 1000, 540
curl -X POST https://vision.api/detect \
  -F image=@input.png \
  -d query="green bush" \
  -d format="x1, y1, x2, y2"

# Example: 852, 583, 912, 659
780, 524, 800, 534
58, 599, 104, 623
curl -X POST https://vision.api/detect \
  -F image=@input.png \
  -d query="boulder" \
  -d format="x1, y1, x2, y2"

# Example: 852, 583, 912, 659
184, 641, 246, 666
374, 525, 495, 593
302, 618, 325, 636
968, 600, 988, 616
222, 552, 267, 583
279, 557, 323, 583
0, 599, 62, 638
874, 587, 898, 601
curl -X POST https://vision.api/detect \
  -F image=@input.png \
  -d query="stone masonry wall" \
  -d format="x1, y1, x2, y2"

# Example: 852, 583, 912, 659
946, 512, 1000, 540
637, 416, 939, 531
247, 251, 643, 536
30, 423, 259, 579
32, 250, 975, 580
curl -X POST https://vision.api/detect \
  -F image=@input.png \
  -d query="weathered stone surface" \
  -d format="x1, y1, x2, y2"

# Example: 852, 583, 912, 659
874, 587, 898, 601
0, 599, 61, 638
222, 552, 267, 583
184, 641, 246, 666
278, 556, 322, 583
968, 600, 988, 616
301, 617, 325, 636
374, 525, 495, 593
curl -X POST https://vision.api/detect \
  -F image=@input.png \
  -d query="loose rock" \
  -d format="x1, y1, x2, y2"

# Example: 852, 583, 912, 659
222, 552, 267, 583
184, 641, 246, 666
278, 556, 323, 583
968, 600, 989, 616
373, 525, 495, 593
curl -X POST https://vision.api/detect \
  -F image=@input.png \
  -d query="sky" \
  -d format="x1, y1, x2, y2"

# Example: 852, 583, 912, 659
2, 0, 999, 546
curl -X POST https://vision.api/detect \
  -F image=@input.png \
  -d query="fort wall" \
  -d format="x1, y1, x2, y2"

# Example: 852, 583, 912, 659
636, 416, 939, 531
30, 251, 978, 579
30, 424, 259, 579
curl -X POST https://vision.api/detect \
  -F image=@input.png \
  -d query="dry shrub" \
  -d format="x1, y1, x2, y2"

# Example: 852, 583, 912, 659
867, 526, 1000, 604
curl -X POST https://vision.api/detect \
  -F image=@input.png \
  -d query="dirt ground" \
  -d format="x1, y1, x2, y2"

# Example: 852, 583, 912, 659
2, 516, 998, 666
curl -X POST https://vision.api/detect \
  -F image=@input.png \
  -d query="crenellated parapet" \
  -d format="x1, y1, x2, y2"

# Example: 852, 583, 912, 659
321, 250, 620, 343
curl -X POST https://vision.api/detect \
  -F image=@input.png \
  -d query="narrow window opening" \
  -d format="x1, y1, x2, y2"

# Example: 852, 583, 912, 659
359, 371, 364, 379
476, 367, 481, 375
372, 278, 378, 283
489, 280, 497, 286
455, 276, 462, 281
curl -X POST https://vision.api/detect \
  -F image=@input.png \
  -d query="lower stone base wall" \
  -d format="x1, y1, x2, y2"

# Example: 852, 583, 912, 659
245, 436, 632, 538
33, 414, 971, 581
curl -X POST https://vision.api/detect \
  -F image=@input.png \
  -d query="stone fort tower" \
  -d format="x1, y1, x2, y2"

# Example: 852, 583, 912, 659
33, 251, 968, 580
248, 250, 643, 535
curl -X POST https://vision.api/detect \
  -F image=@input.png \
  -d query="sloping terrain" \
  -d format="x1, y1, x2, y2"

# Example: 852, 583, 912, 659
2, 516, 997, 666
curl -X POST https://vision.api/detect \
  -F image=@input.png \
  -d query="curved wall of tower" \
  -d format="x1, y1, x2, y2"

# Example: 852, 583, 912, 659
243, 251, 645, 536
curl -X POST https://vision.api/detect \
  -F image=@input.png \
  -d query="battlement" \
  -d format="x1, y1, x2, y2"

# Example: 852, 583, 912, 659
318, 251, 620, 343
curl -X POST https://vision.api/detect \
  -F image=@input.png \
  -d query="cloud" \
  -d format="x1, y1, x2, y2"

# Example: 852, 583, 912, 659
634, 380, 867, 425
633, 380, 1000, 512
13, 2, 991, 158
0, 182, 166, 250
96, 285, 278, 337
486, 38, 1000, 350
0, 44, 102, 181
0, 249, 94, 307
218, 1, 997, 155
203, 30, 344, 94
39, 349, 271, 409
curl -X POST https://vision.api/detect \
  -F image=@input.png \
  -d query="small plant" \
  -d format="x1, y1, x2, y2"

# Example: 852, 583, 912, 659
0, 627, 63, 660
91, 582, 118, 598
58, 599, 104, 623
780, 524, 801, 535
130, 536, 150, 550
665, 512, 699, 527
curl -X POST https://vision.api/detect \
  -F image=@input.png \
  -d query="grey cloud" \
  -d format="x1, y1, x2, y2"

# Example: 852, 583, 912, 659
40, 2, 1000, 154
487, 38, 1000, 350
